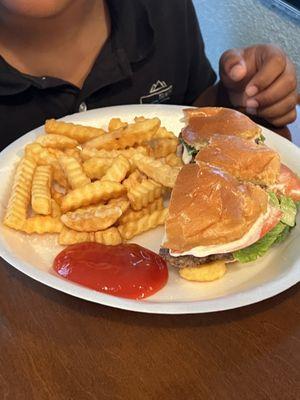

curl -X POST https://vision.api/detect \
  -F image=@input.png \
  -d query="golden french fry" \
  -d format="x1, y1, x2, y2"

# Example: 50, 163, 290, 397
134, 116, 146, 122
83, 118, 160, 150
45, 119, 105, 143
122, 170, 145, 190
127, 178, 163, 211
25, 143, 68, 188
100, 155, 130, 183
94, 227, 123, 245
3, 157, 36, 230
179, 261, 227, 282
22, 216, 63, 234
118, 208, 168, 240
61, 204, 122, 232
59, 226, 95, 245
64, 148, 82, 163
107, 197, 130, 213
165, 153, 184, 167
83, 157, 114, 180
51, 199, 61, 218
153, 127, 177, 140
58, 155, 91, 189
150, 138, 178, 158
132, 153, 180, 188
47, 148, 65, 159
108, 118, 128, 132
51, 186, 65, 206
61, 181, 126, 212
119, 197, 164, 224
80, 146, 148, 161
31, 165, 52, 215
35, 134, 78, 149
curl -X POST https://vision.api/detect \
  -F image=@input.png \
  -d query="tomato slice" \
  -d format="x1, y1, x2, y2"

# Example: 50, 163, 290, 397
260, 207, 282, 238
276, 164, 300, 201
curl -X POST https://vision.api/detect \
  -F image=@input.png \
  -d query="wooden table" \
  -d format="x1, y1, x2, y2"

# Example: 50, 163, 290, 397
1, 112, 299, 400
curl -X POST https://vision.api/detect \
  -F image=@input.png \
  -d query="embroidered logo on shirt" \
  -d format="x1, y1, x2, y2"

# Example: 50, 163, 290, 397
140, 80, 173, 104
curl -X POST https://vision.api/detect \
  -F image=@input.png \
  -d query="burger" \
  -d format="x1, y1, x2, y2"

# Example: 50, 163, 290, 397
160, 160, 298, 282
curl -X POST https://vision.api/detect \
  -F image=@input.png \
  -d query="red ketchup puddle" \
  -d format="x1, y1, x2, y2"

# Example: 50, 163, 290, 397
53, 243, 168, 300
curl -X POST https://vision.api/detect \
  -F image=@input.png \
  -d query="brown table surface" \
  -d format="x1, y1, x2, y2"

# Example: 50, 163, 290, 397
1, 108, 300, 400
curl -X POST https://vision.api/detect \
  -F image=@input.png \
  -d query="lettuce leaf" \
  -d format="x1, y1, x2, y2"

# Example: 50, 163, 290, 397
256, 133, 266, 144
268, 192, 280, 208
233, 222, 286, 263
279, 196, 297, 227
273, 225, 292, 245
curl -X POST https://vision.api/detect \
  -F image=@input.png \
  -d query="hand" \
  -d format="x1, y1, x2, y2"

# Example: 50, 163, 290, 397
219, 44, 298, 126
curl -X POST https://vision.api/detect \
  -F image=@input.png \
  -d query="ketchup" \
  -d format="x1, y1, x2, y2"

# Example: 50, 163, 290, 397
53, 243, 168, 300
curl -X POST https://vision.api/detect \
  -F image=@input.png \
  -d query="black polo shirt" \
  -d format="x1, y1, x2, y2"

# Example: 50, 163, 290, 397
0, 0, 216, 150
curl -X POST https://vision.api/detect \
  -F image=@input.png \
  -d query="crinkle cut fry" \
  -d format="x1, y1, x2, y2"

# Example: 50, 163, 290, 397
31, 165, 52, 215
132, 153, 180, 188
22, 216, 63, 234
25, 143, 67, 188
58, 155, 91, 189
80, 146, 148, 161
61, 204, 122, 232
60, 180, 126, 212
35, 134, 78, 149
127, 178, 163, 211
59, 226, 122, 245
94, 227, 123, 245
83, 157, 114, 180
83, 118, 161, 150
119, 197, 164, 224
4, 157, 36, 230
45, 119, 105, 143
118, 208, 168, 240
100, 155, 130, 183
59, 226, 95, 245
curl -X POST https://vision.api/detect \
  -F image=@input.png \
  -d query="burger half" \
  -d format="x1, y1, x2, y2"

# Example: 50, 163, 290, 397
160, 161, 298, 281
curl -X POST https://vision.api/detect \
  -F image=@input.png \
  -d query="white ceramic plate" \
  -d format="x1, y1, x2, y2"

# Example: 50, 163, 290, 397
0, 104, 299, 314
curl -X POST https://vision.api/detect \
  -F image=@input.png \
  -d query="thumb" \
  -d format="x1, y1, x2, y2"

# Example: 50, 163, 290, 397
219, 48, 247, 87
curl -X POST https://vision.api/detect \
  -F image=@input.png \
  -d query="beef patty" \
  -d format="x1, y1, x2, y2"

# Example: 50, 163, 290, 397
159, 247, 234, 269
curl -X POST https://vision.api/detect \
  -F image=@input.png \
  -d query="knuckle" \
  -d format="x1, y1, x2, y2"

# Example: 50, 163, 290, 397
273, 54, 286, 69
285, 74, 297, 91
289, 109, 297, 123
288, 94, 297, 110
257, 91, 272, 106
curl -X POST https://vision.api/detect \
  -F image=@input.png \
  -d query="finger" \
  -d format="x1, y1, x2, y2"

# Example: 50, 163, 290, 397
246, 62, 297, 108
256, 92, 297, 120
219, 48, 247, 85
267, 108, 297, 127
245, 46, 287, 96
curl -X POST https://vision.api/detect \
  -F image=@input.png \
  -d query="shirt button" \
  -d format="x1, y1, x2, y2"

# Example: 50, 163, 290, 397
79, 102, 87, 112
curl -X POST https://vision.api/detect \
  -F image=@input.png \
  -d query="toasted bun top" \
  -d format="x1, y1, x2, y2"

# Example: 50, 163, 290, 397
164, 162, 268, 252
181, 107, 261, 146
195, 134, 280, 185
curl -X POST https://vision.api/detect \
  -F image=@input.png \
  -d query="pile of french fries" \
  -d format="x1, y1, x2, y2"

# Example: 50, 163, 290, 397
3, 116, 183, 246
